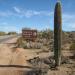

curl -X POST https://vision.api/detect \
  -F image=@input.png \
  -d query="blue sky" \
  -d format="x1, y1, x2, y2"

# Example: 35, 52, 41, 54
0, 0, 75, 32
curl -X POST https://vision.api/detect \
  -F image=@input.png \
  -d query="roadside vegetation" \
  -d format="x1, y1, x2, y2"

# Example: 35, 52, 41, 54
70, 41, 75, 50
16, 29, 52, 52
16, 29, 75, 51
0, 31, 17, 36
7, 32, 17, 35
70, 41, 75, 57
0, 31, 6, 36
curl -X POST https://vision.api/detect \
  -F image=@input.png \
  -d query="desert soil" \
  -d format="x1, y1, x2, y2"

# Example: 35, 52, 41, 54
0, 37, 75, 75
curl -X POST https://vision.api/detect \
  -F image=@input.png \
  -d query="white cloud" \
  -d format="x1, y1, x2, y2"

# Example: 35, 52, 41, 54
0, 6, 74, 31
23, 11, 53, 18
13, 7, 21, 13
24, 10, 35, 18
0, 11, 50, 18
12, 6, 53, 18
0, 6, 53, 18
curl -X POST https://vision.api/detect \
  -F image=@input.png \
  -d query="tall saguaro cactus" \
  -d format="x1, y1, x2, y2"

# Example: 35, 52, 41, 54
54, 1, 62, 66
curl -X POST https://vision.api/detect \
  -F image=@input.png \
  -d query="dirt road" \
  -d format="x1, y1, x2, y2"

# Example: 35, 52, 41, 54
0, 35, 20, 44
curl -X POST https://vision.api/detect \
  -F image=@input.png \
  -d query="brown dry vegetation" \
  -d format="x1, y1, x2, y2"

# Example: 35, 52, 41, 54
0, 30, 75, 75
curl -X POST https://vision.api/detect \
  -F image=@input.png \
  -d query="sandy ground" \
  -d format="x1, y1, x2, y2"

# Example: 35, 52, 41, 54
0, 44, 50, 65
0, 37, 75, 75
0, 44, 74, 75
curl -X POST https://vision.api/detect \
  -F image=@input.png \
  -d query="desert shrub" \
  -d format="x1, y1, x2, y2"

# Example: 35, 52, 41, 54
7, 32, 17, 35
27, 68, 48, 75
70, 41, 75, 57
34, 42, 42, 49
0, 32, 6, 36
16, 37, 42, 49
38, 29, 52, 40
41, 30, 50, 39
16, 37, 25, 47
70, 41, 75, 50
27, 57, 49, 75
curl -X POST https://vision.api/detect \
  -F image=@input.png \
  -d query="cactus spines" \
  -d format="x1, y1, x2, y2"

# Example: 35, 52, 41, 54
54, 1, 62, 66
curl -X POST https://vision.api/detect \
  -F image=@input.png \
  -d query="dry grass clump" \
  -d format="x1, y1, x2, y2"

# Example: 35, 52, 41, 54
16, 37, 25, 48
70, 41, 75, 51
70, 41, 75, 57
16, 37, 43, 49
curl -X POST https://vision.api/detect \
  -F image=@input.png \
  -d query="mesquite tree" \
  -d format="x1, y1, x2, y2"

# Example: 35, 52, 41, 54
54, 1, 62, 66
